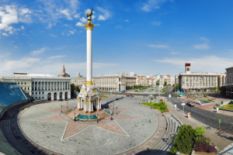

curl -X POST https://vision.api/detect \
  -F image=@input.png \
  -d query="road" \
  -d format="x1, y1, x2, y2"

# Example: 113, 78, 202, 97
169, 97, 233, 134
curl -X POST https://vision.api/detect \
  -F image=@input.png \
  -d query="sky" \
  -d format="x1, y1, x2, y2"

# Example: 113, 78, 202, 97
0, 0, 233, 77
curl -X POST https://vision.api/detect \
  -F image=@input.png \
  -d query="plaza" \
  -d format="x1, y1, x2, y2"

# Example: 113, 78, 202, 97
18, 97, 160, 155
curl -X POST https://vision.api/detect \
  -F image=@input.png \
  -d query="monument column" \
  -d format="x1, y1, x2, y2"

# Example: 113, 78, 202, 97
77, 9, 101, 113
85, 10, 94, 89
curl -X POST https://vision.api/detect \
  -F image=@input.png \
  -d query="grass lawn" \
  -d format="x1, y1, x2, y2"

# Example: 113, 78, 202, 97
199, 98, 213, 103
220, 104, 233, 111
143, 101, 168, 113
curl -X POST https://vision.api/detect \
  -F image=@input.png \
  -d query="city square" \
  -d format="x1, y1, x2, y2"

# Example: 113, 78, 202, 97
0, 0, 233, 155
18, 97, 160, 155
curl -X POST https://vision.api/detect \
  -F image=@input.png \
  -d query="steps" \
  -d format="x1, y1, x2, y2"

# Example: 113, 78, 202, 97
153, 114, 181, 152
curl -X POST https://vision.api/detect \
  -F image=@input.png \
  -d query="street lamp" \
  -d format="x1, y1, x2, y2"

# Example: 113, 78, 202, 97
181, 102, 186, 114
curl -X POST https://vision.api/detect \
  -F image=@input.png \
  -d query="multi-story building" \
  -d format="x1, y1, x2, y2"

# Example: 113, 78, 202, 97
0, 66, 71, 101
222, 67, 233, 98
135, 74, 175, 88
136, 75, 155, 86
93, 75, 126, 92
178, 63, 225, 93
124, 75, 136, 88
72, 73, 176, 92
159, 75, 175, 87
136, 75, 149, 86
72, 74, 137, 93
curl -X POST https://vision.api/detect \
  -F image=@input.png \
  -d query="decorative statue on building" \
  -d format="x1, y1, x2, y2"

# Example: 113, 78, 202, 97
58, 65, 70, 77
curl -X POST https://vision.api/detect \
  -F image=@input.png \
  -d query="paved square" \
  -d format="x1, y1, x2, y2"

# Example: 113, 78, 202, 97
18, 97, 159, 155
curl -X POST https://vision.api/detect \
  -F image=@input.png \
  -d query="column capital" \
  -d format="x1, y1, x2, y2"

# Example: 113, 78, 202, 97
85, 22, 94, 30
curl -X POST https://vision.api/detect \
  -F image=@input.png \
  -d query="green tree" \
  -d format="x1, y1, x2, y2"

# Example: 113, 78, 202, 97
194, 127, 206, 143
170, 125, 195, 154
70, 84, 80, 98
194, 127, 205, 137
173, 83, 180, 91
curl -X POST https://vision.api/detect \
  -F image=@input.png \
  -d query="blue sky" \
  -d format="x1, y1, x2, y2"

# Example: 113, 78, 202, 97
0, 0, 233, 76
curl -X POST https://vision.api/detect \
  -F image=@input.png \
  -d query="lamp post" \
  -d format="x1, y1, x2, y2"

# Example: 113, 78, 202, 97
218, 118, 221, 130
181, 102, 186, 114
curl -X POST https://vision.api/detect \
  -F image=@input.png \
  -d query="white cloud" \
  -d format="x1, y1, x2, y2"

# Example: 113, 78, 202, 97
37, 0, 80, 27
200, 36, 209, 42
193, 37, 210, 50
0, 51, 118, 76
67, 0, 79, 10
48, 55, 66, 60
149, 43, 169, 49
193, 43, 210, 50
76, 21, 84, 27
142, 0, 173, 12
60, 9, 72, 20
0, 5, 31, 35
156, 55, 233, 73
2, 57, 40, 72
80, 17, 87, 23
76, 16, 86, 27
67, 30, 76, 36
30, 48, 47, 56
96, 7, 111, 21
152, 21, 161, 26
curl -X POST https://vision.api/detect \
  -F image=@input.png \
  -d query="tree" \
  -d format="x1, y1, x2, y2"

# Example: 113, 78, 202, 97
173, 83, 180, 91
170, 125, 195, 154
70, 84, 80, 98
194, 127, 205, 137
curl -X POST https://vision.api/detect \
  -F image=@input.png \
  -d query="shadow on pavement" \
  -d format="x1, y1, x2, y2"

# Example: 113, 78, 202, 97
217, 130, 233, 141
136, 149, 174, 155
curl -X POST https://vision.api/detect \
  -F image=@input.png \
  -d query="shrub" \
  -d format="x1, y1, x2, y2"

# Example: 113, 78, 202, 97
143, 101, 168, 113
194, 127, 205, 142
194, 142, 217, 153
171, 125, 216, 154
195, 135, 210, 144
170, 125, 195, 154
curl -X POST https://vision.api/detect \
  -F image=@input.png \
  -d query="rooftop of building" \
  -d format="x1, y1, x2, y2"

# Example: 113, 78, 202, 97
226, 66, 233, 70
179, 72, 225, 76
0, 73, 70, 80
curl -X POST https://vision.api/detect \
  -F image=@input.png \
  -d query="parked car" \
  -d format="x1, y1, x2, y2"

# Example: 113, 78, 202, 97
186, 102, 194, 107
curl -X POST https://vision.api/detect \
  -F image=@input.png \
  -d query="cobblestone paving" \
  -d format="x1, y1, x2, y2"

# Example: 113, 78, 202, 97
19, 97, 159, 155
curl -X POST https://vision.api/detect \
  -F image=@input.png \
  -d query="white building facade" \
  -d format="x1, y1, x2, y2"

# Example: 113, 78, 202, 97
0, 73, 71, 101
136, 75, 175, 87
72, 75, 127, 93
178, 63, 225, 92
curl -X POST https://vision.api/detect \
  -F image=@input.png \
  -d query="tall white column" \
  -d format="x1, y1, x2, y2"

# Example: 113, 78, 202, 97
86, 28, 92, 84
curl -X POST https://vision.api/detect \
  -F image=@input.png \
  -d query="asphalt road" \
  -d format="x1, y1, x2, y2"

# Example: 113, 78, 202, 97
168, 97, 233, 134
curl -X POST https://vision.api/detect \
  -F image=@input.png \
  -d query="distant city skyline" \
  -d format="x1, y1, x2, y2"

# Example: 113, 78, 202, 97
0, 0, 233, 76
